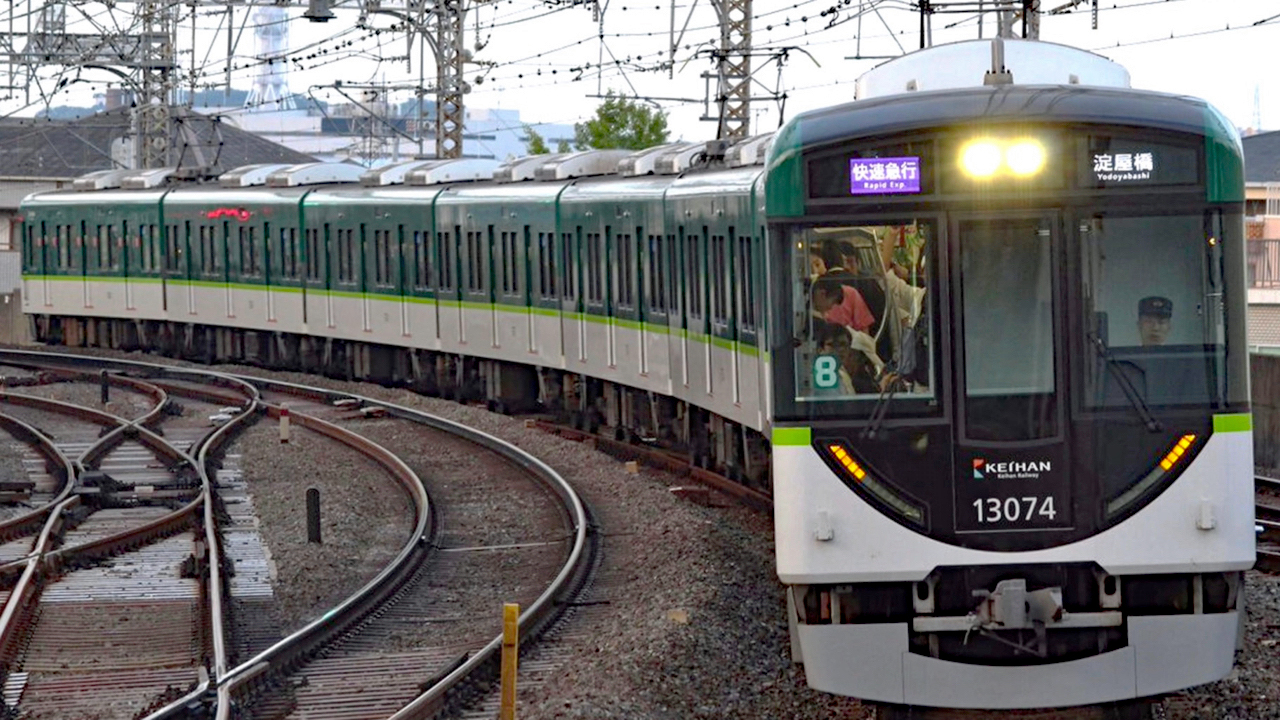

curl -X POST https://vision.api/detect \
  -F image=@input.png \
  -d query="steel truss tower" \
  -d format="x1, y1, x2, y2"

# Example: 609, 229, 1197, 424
710, 0, 751, 139
434, 0, 465, 158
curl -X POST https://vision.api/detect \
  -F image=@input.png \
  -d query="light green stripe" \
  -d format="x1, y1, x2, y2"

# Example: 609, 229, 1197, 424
22, 275, 764, 356
772, 427, 811, 446
1213, 413, 1252, 433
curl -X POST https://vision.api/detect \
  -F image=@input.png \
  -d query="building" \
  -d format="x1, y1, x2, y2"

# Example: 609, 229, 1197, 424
0, 106, 319, 281
1243, 131, 1280, 349
215, 103, 575, 165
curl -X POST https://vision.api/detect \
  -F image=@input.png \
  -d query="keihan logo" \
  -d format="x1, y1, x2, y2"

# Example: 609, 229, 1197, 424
973, 458, 985, 479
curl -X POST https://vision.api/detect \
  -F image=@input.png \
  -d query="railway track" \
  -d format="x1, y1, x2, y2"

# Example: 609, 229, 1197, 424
1255, 475, 1280, 573
0, 369, 256, 717
0, 350, 597, 720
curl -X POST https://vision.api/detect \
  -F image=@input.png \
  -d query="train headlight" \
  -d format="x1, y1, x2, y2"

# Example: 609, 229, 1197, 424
960, 140, 1002, 178
1005, 140, 1046, 176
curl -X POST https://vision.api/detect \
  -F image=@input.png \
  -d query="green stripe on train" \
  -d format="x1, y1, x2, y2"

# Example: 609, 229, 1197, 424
772, 427, 811, 446
1212, 413, 1251, 433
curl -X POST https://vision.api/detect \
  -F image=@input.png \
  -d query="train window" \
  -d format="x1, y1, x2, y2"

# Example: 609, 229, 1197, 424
375, 230, 384, 285
584, 231, 599, 303
959, 217, 1056, 441
563, 231, 577, 301
197, 226, 207, 273
741, 232, 756, 331
647, 235, 661, 313
335, 228, 353, 283
238, 227, 250, 276
437, 229, 456, 291
1078, 212, 1230, 409
539, 232, 555, 299
615, 231, 627, 308
464, 231, 477, 292
304, 228, 320, 281
347, 228, 358, 283
790, 221, 932, 403
685, 229, 703, 317
412, 231, 428, 289
382, 229, 393, 285
712, 232, 729, 323
499, 231, 512, 294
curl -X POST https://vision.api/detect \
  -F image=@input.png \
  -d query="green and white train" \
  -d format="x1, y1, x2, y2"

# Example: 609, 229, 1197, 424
20, 39, 1254, 715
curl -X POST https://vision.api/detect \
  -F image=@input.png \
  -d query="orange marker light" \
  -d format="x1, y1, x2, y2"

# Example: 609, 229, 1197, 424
828, 444, 866, 481
1159, 434, 1197, 472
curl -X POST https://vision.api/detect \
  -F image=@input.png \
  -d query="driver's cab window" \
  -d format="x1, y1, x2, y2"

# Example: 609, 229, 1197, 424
1079, 213, 1227, 408
791, 222, 933, 403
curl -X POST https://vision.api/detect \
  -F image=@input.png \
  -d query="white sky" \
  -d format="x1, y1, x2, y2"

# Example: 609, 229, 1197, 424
6, 0, 1279, 144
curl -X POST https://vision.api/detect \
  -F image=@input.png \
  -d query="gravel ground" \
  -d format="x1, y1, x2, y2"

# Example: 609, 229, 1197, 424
16, 348, 1279, 720
234, 420, 416, 634
6, 379, 154, 420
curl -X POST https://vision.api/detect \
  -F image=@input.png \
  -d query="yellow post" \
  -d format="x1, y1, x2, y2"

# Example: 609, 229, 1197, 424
500, 602, 519, 720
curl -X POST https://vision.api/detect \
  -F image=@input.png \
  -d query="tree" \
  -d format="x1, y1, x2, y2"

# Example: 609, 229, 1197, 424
573, 91, 669, 151
524, 124, 551, 155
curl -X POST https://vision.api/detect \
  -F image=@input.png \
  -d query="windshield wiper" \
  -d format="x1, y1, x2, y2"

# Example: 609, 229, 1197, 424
1088, 332, 1163, 433
861, 372, 899, 440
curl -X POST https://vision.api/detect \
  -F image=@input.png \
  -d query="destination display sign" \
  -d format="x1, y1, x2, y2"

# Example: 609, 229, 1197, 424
1082, 138, 1198, 188
849, 156, 922, 195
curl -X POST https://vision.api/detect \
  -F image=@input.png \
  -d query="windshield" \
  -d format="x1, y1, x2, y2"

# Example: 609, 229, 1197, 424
1078, 213, 1228, 409
788, 221, 933, 407
959, 217, 1058, 441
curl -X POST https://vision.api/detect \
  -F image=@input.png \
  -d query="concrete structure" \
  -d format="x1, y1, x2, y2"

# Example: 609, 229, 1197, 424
1243, 131, 1280, 348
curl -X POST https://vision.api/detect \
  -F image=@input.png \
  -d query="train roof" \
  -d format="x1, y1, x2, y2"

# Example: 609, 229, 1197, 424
784, 84, 1236, 151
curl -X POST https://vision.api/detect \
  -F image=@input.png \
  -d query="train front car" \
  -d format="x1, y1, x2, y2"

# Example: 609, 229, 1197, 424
767, 40, 1252, 712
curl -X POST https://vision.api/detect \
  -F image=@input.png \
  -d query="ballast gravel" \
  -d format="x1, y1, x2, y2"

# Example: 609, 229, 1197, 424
9, 349, 1279, 720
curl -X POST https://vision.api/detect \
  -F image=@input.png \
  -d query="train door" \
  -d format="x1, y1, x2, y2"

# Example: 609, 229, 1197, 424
645, 233, 668, 378
726, 227, 740, 405
398, 226, 410, 337
324, 224, 335, 328
563, 228, 585, 362
264, 222, 275, 323
950, 212, 1071, 534
676, 228, 689, 386
185, 222, 197, 315
523, 227, 535, 353
697, 226, 712, 394
79, 221, 92, 308
121, 221, 136, 311
605, 227, 616, 368
634, 227, 647, 375
43, 223, 54, 308
488, 225, 498, 348
359, 223, 371, 332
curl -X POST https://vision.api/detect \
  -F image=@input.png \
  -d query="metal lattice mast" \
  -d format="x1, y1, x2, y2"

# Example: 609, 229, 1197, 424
134, 0, 175, 168
713, 0, 751, 139
434, 0, 464, 158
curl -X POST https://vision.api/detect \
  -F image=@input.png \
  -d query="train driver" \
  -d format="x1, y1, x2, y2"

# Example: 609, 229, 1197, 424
1137, 296, 1173, 347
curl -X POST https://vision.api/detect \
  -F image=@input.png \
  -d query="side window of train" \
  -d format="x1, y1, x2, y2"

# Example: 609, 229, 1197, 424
617, 230, 635, 310
711, 231, 728, 325
538, 232, 555, 300
561, 231, 577, 301
740, 231, 757, 332
411, 230, 430, 290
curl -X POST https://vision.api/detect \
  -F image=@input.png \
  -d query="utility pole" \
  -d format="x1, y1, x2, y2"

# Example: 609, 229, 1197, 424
434, 0, 465, 158
135, 0, 175, 168
701, 0, 752, 140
